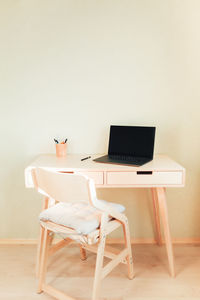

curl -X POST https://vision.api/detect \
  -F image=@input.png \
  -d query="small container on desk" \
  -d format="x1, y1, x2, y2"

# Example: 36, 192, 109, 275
55, 143, 67, 157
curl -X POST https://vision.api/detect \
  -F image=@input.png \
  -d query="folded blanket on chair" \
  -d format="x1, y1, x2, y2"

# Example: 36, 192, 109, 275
39, 200, 125, 235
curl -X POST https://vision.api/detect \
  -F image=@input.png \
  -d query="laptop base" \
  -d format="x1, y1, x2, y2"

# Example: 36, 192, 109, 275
93, 155, 151, 167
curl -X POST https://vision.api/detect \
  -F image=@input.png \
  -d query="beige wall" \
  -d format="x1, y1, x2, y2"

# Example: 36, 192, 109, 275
0, 0, 200, 239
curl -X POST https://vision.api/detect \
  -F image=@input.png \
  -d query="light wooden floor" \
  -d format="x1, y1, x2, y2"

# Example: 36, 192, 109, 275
1, 244, 200, 300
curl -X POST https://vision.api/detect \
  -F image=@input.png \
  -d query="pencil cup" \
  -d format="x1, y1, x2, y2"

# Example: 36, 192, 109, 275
55, 143, 67, 157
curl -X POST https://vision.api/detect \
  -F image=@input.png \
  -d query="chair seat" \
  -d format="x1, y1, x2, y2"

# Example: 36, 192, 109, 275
39, 199, 125, 235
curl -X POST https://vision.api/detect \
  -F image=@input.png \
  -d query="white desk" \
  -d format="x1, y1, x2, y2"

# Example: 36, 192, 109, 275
25, 153, 185, 277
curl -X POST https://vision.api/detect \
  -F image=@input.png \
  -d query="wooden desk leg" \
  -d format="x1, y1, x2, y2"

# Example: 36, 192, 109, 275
156, 187, 175, 277
36, 196, 50, 278
151, 188, 162, 245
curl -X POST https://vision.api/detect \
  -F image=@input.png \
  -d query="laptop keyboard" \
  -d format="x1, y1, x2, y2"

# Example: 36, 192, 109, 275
109, 155, 144, 163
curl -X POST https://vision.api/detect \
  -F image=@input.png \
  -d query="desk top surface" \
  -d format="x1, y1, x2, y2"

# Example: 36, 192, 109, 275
26, 154, 185, 172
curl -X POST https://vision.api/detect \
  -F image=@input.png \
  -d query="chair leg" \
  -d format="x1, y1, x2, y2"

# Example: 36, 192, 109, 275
80, 245, 87, 261
122, 220, 134, 279
37, 228, 51, 294
36, 196, 50, 278
92, 234, 106, 300
36, 225, 45, 278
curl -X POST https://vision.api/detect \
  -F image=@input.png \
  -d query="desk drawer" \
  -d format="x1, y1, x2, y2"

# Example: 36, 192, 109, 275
80, 172, 104, 185
106, 171, 183, 186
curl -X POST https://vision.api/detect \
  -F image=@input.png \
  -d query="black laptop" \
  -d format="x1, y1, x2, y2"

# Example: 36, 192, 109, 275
93, 125, 156, 166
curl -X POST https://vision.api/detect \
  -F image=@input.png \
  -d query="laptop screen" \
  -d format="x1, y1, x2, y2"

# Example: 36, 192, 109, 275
108, 125, 156, 159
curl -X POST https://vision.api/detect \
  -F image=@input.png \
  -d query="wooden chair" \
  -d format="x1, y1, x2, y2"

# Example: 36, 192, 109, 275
32, 168, 134, 300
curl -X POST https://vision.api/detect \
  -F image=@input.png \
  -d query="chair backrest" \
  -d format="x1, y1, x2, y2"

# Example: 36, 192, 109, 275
32, 168, 96, 205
